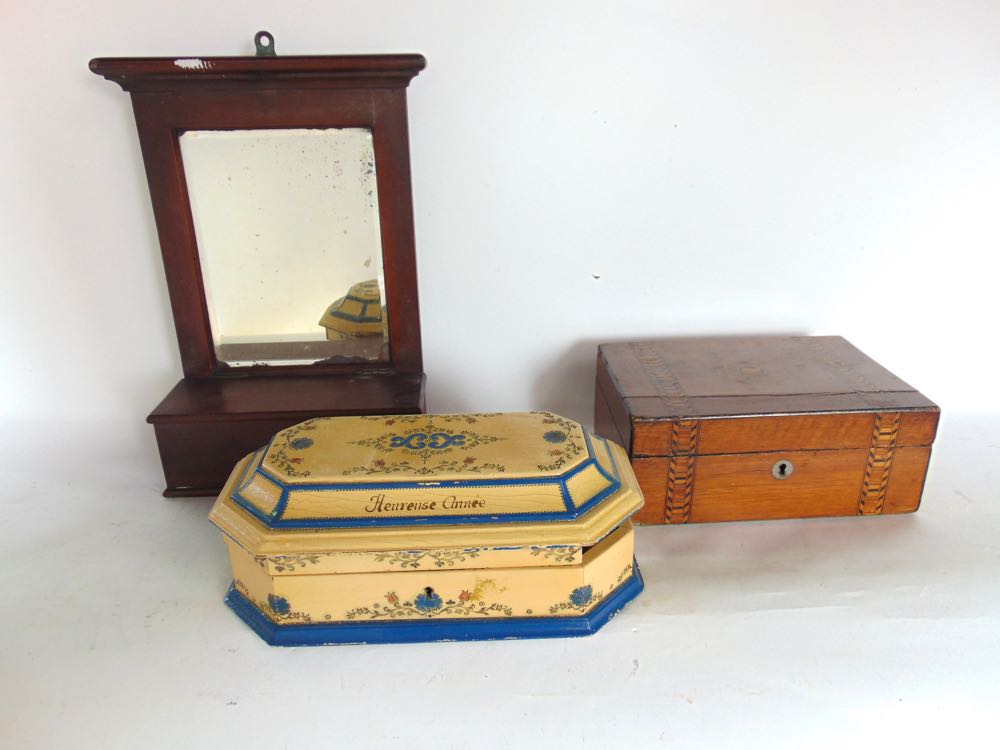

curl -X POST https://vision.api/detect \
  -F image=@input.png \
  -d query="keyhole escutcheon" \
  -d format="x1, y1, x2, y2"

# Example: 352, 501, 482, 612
772, 459, 794, 480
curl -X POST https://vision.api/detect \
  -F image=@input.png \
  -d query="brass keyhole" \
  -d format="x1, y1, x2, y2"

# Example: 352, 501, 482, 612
772, 459, 794, 479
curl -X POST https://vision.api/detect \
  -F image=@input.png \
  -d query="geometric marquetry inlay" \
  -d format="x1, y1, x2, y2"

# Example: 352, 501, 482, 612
664, 419, 699, 524
858, 411, 901, 515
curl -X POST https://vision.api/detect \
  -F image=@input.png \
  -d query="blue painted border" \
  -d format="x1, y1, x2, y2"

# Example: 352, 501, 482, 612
235, 448, 260, 494
231, 430, 624, 530
224, 561, 644, 646
324, 308, 382, 324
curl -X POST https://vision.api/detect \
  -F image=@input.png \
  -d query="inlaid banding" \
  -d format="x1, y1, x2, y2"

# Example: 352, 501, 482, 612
665, 420, 699, 523
858, 412, 901, 515
630, 342, 689, 413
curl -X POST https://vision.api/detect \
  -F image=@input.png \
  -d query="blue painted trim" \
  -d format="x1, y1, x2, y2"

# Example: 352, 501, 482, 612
560, 457, 592, 483
234, 509, 576, 530
233, 473, 599, 528
223, 561, 644, 646
592, 462, 615, 484
235, 450, 260, 494
271, 486, 291, 520
324, 308, 382, 324
343, 293, 378, 304
255, 463, 292, 488
272, 473, 567, 493
559, 478, 573, 511
572, 480, 622, 519
567, 433, 622, 519
584, 431, 618, 486
232, 430, 624, 530
231, 466, 287, 519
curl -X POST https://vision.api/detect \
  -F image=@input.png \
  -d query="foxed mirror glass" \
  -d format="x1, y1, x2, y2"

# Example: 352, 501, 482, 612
179, 127, 389, 366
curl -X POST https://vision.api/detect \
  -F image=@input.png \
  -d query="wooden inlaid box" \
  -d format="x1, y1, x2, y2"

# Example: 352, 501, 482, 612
209, 412, 644, 645
595, 336, 939, 525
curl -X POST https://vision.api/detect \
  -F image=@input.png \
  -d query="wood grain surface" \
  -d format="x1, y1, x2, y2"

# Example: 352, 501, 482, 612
92, 50, 430, 496
689, 448, 870, 522
594, 336, 939, 524
149, 374, 425, 496
631, 411, 940, 457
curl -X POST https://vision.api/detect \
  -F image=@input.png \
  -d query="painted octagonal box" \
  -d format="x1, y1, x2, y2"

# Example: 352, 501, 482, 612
209, 412, 645, 645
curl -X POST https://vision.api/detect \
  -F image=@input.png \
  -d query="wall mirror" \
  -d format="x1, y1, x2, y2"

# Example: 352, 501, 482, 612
91, 35, 427, 496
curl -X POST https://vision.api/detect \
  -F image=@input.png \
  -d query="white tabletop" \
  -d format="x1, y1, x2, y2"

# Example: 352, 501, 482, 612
3, 413, 996, 749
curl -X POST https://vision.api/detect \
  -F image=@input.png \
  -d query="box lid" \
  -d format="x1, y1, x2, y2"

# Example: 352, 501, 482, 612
599, 336, 939, 417
597, 336, 939, 457
209, 412, 642, 564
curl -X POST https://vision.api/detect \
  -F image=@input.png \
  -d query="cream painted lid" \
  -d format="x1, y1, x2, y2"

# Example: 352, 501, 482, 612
209, 412, 643, 555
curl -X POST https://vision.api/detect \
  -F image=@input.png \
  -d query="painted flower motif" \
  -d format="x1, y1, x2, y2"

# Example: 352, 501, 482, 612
569, 585, 593, 607
458, 590, 472, 602
289, 457, 303, 464
374, 459, 386, 468
290, 437, 314, 450
414, 588, 443, 612
267, 594, 291, 615
543, 430, 567, 444
548, 449, 563, 456
385, 419, 396, 426
385, 592, 399, 605
463, 456, 476, 464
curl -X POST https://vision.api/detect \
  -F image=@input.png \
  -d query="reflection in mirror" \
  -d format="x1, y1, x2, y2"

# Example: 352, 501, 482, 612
179, 128, 388, 366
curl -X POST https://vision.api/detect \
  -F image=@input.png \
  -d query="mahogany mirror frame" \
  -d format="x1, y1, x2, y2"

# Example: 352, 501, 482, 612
90, 50, 425, 378
90, 43, 427, 497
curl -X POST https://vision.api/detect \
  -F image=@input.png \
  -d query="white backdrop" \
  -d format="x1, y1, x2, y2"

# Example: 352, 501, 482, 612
3, 3, 1000, 748
4, 0, 1000, 459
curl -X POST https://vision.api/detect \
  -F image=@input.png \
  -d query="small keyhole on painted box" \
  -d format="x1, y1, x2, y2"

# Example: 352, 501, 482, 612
772, 459, 794, 479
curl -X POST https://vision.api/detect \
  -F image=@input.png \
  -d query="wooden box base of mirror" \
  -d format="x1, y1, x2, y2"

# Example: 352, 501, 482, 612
595, 336, 939, 524
148, 373, 425, 497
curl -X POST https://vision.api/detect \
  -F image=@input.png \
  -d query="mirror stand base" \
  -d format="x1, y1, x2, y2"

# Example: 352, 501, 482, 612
146, 372, 426, 497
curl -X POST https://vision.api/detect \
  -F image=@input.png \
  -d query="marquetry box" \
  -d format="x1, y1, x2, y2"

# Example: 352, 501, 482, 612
595, 336, 939, 525
209, 411, 644, 645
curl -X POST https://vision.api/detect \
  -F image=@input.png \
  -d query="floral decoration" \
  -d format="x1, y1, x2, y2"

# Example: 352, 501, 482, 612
528, 546, 579, 564
268, 594, 291, 615
345, 585, 513, 620
266, 420, 320, 477
344, 420, 507, 476
533, 413, 584, 472
234, 581, 312, 623
549, 584, 601, 614
262, 554, 321, 573
358, 414, 501, 425
413, 588, 443, 612
570, 586, 593, 607
371, 549, 482, 569
616, 561, 635, 584
548, 562, 636, 615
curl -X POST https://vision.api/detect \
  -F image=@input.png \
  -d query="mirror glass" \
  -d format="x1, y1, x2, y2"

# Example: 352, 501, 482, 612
179, 127, 389, 366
